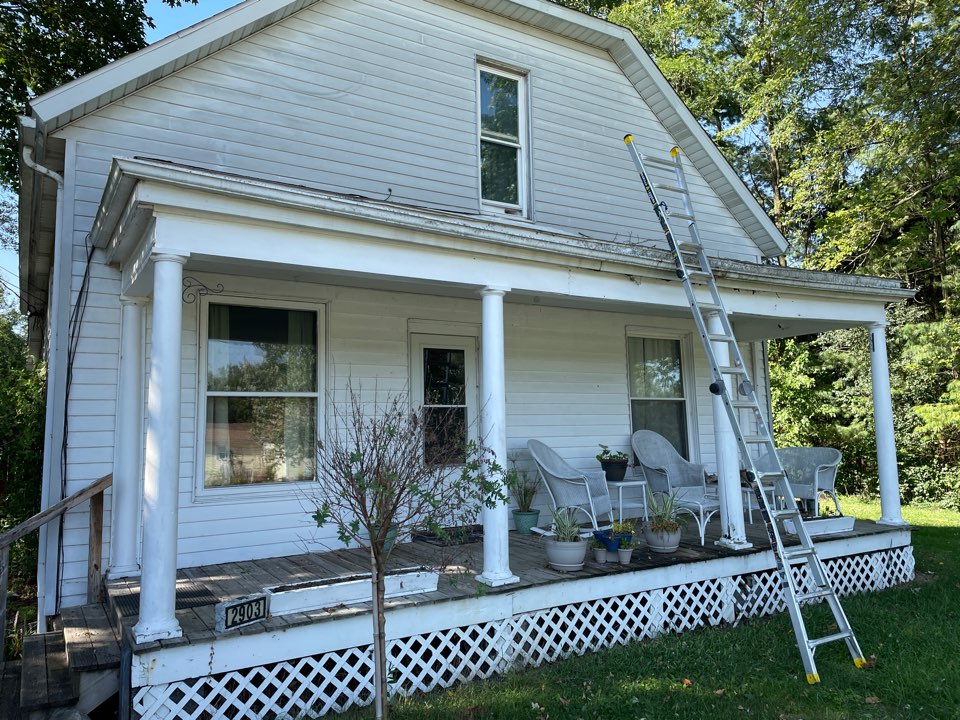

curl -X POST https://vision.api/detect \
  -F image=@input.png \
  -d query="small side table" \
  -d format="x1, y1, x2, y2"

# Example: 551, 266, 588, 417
608, 476, 648, 523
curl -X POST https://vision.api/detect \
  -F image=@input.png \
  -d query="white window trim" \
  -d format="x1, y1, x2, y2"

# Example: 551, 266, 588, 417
193, 294, 326, 503
476, 61, 530, 218
409, 332, 480, 454
624, 327, 700, 463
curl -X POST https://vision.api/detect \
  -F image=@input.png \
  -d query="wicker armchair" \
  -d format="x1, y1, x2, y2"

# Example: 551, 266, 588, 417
775, 447, 843, 516
526, 440, 615, 531
631, 429, 720, 545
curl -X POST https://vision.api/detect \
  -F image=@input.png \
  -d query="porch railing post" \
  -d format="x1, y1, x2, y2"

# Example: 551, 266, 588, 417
870, 322, 907, 526
88, 490, 105, 603
477, 286, 519, 588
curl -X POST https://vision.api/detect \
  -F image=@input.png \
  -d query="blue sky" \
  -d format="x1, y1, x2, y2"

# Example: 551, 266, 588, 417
2, 1, 244, 304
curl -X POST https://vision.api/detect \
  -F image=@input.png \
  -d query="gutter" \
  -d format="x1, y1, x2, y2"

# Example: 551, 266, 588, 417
21, 138, 65, 633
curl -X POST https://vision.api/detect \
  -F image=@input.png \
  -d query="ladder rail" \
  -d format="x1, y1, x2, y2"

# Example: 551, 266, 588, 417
623, 134, 866, 683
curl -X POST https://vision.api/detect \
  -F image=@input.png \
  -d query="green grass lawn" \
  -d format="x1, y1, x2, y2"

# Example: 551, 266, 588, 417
379, 499, 960, 720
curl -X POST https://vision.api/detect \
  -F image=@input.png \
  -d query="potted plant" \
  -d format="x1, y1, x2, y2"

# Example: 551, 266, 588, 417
590, 537, 607, 564
643, 491, 683, 554
544, 507, 587, 571
617, 535, 635, 564
505, 465, 541, 535
593, 518, 635, 560
596, 444, 629, 482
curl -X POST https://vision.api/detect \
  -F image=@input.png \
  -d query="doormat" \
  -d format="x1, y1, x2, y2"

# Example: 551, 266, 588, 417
112, 581, 220, 617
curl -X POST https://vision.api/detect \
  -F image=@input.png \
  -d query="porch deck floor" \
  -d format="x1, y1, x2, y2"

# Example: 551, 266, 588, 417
106, 518, 897, 654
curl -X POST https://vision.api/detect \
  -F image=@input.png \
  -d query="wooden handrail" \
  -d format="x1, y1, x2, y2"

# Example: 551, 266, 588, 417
1, 473, 112, 657
0, 474, 112, 550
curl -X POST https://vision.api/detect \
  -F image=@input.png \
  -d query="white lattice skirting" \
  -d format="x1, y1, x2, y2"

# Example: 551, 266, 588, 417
133, 546, 915, 719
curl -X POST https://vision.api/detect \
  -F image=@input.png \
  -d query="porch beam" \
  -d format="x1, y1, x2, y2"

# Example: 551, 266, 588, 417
109, 296, 146, 578
477, 286, 519, 588
133, 253, 187, 643
870, 323, 907, 526
707, 313, 751, 550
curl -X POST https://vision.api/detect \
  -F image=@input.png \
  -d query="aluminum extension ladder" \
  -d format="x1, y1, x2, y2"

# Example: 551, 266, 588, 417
622, 135, 867, 683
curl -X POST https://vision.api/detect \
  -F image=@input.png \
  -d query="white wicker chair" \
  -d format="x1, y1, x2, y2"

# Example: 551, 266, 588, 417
526, 440, 615, 531
775, 447, 843, 517
631, 430, 720, 545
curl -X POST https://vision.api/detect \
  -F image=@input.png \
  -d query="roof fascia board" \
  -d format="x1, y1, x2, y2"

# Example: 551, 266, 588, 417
95, 158, 910, 305
29, 0, 307, 128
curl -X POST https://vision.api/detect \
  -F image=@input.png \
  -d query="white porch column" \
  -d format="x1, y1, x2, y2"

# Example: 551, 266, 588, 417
477, 286, 519, 588
133, 255, 187, 643
109, 297, 147, 578
870, 322, 907, 526
707, 313, 751, 550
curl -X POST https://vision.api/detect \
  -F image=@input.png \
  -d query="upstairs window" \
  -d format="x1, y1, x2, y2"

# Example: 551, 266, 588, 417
478, 64, 527, 215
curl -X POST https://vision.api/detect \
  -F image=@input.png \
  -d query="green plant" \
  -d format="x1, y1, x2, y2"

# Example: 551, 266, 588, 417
611, 519, 635, 535
550, 507, 584, 542
504, 466, 539, 512
618, 534, 635, 550
589, 537, 605, 549
647, 491, 683, 533
596, 444, 628, 462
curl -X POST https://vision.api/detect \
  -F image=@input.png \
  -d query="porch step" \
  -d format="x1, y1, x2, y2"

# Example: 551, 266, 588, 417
20, 632, 78, 711
61, 604, 122, 672
2, 659, 26, 720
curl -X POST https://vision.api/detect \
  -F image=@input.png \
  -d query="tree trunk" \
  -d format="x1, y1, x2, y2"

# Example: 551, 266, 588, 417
370, 548, 389, 719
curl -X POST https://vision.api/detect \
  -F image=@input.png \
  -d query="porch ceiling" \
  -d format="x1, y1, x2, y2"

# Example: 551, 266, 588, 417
92, 158, 914, 339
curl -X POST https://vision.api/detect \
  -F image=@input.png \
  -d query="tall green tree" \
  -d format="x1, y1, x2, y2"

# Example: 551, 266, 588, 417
607, 0, 864, 246
0, 0, 197, 189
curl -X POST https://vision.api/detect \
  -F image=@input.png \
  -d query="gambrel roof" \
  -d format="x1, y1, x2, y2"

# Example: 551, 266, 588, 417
27, 0, 787, 257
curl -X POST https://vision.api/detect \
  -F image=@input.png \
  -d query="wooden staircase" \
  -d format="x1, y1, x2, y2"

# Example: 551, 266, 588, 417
10, 603, 121, 719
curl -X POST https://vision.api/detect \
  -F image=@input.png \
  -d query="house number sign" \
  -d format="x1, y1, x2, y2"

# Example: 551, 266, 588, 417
215, 593, 270, 633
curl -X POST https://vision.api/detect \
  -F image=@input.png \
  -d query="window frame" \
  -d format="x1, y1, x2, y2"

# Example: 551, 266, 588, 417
410, 333, 479, 466
194, 294, 325, 502
476, 61, 530, 217
625, 328, 699, 462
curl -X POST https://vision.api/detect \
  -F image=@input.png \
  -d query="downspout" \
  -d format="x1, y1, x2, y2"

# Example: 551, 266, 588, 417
22, 144, 65, 632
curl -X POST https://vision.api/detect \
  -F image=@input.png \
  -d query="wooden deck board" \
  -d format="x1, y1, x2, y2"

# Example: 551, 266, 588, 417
104, 519, 904, 652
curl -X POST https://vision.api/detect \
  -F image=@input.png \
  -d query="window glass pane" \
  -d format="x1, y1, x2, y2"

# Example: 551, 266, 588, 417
628, 337, 683, 398
423, 349, 466, 405
207, 305, 316, 393
631, 399, 688, 459
479, 71, 518, 142
480, 142, 519, 205
424, 407, 467, 465
204, 397, 316, 487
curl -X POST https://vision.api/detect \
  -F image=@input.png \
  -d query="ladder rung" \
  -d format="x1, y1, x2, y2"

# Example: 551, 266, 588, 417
783, 547, 816, 561
719, 365, 748, 375
654, 183, 688, 194
809, 631, 853, 649
669, 211, 695, 221
756, 470, 785, 480
641, 154, 679, 168
687, 269, 712, 279
707, 333, 733, 342
732, 400, 759, 409
796, 587, 834, 603
741, 433, 772, 442
676, 241, 702, 252
771, 508, 801, 520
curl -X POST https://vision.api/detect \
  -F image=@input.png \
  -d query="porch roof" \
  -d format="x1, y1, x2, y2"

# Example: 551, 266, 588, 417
92, 157, 913, 339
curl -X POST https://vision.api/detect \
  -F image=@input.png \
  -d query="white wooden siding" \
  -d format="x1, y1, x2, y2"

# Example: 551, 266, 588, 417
52, 0, 771, 606
60, 0, 762, 263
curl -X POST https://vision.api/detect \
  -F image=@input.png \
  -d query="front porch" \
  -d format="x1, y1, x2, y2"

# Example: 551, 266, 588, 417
99, 519, 912, 719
